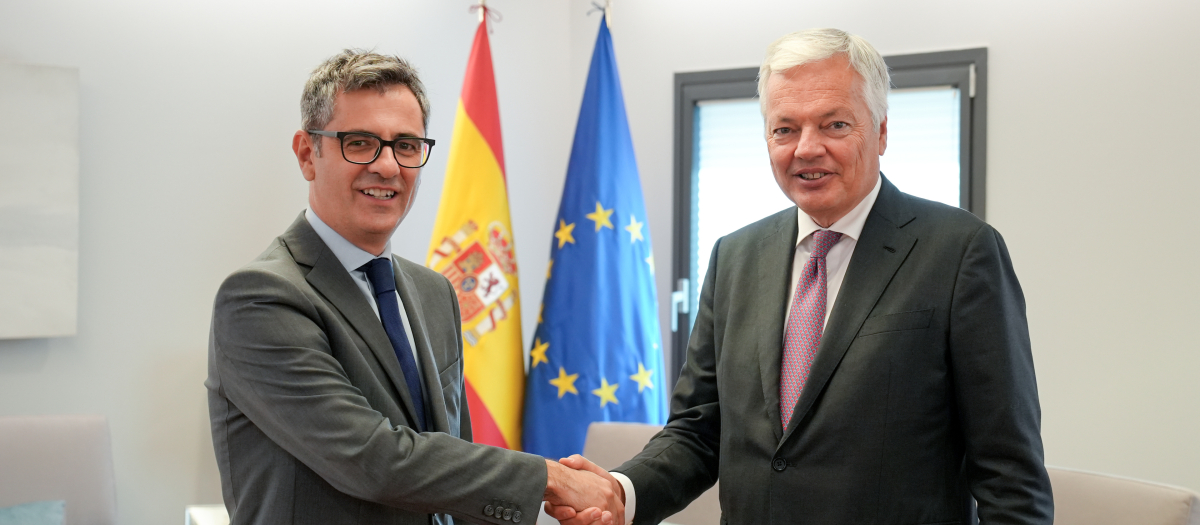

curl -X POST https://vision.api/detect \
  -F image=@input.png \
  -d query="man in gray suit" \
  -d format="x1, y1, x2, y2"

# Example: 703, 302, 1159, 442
551, 29, 1053, 524
207, 50, 621, 525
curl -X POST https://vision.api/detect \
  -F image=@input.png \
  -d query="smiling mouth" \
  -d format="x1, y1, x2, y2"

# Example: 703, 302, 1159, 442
798, 172, 832, 181
361, 188, 396, 200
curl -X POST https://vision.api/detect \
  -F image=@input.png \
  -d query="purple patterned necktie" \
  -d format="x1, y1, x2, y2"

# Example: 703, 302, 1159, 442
780, 229, 843, 430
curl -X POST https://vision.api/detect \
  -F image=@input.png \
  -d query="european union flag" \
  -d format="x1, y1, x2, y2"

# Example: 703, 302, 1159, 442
523, 15, 666, 459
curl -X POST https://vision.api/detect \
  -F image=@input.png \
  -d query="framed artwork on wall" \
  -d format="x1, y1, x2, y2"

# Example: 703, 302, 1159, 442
0, 62, 80, 339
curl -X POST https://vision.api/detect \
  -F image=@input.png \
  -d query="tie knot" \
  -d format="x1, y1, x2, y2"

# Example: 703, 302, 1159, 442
359, 258, 397, 295
810, 230, 843, 259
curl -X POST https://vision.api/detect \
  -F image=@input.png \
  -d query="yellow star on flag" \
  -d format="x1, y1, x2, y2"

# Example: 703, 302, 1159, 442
530, 338, 550, 368
624, 215, 644, 243
549, 367, 579, 398
645, 254, 655, 275
546, 259, 554, 279
629, 363, 654, 393
586, 201, 615, 232
555, 220, 576, 248
538, 303, 544, 324
592, 377, 620, 407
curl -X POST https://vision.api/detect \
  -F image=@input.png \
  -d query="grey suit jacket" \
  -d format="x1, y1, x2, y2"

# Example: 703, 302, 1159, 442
207, 214, 545, 525
616, 178, 1053, 524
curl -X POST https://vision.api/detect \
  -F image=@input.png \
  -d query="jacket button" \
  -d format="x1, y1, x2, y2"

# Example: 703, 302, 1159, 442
512, 510, 522, 523
503, 508, 513, 520
484, 504, 495, 516
772, 457, 787, 471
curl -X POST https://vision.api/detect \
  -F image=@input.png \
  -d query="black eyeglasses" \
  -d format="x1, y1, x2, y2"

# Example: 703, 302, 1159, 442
307, 130, 436, 168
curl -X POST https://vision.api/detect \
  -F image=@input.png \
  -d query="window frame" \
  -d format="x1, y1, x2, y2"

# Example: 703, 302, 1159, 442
887, 48, 988, 216
668, 49, 988, 387
670, 67, 759, 380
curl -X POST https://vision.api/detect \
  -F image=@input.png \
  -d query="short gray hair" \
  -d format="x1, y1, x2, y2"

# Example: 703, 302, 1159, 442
758, 28, 889, 129
301, 49, 430, 153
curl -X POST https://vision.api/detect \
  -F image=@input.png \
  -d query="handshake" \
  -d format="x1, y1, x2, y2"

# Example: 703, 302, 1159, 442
542, 455, 626, 525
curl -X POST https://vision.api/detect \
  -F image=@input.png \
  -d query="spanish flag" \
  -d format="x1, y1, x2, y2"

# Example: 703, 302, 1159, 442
427, 18, 524, 450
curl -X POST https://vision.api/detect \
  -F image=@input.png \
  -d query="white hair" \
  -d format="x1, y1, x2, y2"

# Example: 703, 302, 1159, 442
758, 28, 890, 129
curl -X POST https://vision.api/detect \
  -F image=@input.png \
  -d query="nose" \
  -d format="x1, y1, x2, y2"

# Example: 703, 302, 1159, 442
369, 145, 402, 178
793, 129, 826, 160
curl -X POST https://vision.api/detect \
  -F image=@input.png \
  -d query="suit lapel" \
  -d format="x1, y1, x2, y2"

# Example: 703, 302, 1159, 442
281, 214, 425, 429
780, 178, 917, 444
754, 210, 800, 443
392, 257, 451, 434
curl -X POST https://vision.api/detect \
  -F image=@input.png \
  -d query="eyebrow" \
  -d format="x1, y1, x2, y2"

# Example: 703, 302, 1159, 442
820, 108, 852, 119
771, 108, 854, 124
345, 129, 425, 139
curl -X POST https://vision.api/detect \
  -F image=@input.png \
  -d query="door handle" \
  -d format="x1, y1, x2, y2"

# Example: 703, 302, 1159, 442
670, 278, 690, 332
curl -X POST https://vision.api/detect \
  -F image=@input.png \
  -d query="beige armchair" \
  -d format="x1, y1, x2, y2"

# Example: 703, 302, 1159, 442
581, 422, 719, 525
0, 415, 118, 525
580, 426, 1200, 525
1049, 466, 1200, 525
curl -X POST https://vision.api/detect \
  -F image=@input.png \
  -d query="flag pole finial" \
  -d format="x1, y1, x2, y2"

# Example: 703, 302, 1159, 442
588, 1, 612, 27
470, 0, 500, 31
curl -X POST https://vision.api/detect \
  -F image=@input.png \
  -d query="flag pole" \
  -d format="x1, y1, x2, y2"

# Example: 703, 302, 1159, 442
478, 0, 486, 23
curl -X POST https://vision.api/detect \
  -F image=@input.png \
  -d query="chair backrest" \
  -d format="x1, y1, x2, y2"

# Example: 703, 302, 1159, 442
582, 422, 720, 525
0, 415, 118, 525
1049, 466, 1200, 525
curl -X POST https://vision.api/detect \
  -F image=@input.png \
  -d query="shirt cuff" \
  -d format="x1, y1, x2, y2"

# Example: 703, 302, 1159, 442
610, 471, 636, 524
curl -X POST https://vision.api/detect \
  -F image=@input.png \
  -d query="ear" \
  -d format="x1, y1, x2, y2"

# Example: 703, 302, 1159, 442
293, 130, 318, 182
877, 116, 888, 156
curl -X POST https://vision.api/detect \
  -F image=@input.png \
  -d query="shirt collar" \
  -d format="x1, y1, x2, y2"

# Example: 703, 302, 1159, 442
795, 174, 883, 246
305, 207, 392, 274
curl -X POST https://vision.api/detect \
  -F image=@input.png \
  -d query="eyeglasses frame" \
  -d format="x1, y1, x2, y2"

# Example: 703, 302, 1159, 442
307, 130, 436, 168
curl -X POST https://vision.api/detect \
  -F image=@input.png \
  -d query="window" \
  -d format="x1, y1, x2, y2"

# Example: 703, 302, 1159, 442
886, 49, 988, 213
668, 49, 987, 385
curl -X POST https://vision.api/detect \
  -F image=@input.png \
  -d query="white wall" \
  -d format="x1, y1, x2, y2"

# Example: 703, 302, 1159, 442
1, 0, 1198, 523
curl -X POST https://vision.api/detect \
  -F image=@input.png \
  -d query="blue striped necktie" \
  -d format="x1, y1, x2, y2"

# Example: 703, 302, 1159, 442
360, 257, 427, 431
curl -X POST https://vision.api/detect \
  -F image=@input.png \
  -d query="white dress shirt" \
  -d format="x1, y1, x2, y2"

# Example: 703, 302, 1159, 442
784, 175, 882, 331
305, 208, 421, 372
610, 176, 883, 524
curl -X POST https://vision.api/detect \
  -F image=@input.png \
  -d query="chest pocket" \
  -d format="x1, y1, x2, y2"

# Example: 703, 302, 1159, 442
857, 308, 933, 337
438, 361, 463, 436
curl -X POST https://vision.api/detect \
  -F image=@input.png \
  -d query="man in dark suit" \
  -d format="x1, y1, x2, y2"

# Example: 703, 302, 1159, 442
551, 28, 1053, 524
207, 50, 621, 525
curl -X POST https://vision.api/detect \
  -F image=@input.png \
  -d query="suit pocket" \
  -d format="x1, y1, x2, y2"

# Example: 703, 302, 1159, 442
438, 360, 463, 433
438, 359, 461, 391
858, 308, 934, 337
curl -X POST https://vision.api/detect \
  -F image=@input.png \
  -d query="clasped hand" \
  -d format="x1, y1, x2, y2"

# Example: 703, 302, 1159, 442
543, 455, 625, 525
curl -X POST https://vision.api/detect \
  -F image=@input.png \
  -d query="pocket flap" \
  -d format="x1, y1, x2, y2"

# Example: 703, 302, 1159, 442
858, 308, 934, 336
